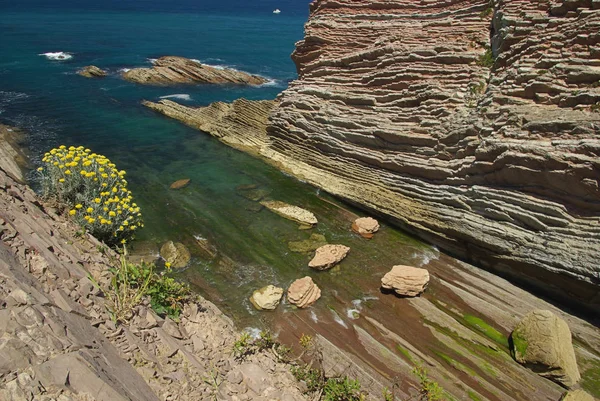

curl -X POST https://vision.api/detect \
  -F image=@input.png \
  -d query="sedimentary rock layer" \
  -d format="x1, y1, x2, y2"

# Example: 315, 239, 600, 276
124, 56, 267, 85
143, 1, 600, 312
265, 0, 600, 311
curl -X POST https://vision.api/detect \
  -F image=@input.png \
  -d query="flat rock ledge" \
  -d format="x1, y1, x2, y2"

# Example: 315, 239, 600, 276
123, 56, 267, 86
381, 265, 430, 297
287, 276, 321, 308
511, 310, 581, 388
308, 244, 350, 270
260, 200, 318, 227
159, 240, 191, 268
249, 285, 284, 311
78, 65, 107, 78
352, 217, 380, 239
561, 390, 595, 401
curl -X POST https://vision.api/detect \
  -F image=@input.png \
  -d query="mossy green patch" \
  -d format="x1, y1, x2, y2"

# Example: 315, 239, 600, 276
433, 350, 478, 377
463, 314, 509, 348
580, 358, 600, 398
468, 390, 483, 401
396, 344, 414, 363
510, 329, 528, 360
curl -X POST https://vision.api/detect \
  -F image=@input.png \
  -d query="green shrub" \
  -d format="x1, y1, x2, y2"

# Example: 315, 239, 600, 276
233, 330, 277, 360
322, 377, 364, 401
38, 145, 143, 245
413, 364, 445, 401
290, 365, 324, 393
93, 247, 192, 323
477, 46, 494, 68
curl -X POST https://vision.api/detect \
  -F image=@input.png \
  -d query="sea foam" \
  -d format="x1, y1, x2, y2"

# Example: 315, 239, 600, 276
160, 94, 193, 101
39, 52, 73, 61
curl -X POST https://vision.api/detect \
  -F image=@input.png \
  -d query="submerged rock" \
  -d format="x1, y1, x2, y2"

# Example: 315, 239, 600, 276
249, 285, 283, 311
288, 233, 327, 253
160, 241, 191, 268
260, 200, 318, 227
510, 310, 580, 388
381, 265, 429, 297
352, 217, 380, 239
123, 56, 267, 86
128, 241, 160, 265
170, 178, 191, 190
78, 65, 107, 78
308, 244, 350, 270
287, 276, 321, 308
237, 187, 271, 202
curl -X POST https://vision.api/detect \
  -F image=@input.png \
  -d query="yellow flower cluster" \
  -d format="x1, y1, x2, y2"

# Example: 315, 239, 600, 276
38, 145, 143, 245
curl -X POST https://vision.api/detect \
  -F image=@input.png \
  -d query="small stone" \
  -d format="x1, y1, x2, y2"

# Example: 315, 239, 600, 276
170, 178, 191, 190
227, 370, 243, 385
287, 277, 321, 308
249, 285, 284, 311
160, 241, 191, 268
163, 317, 183, 339
6, 288, 35, 306
308, 244, 350, 270
352, 217, 380, 239
381, 265, 430, 297
192, 335, 205, 352
511, 310, 580, 387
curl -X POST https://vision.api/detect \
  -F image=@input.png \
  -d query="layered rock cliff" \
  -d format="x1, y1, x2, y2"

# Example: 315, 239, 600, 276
265, 0, 600, 312
144, 0, 600, 313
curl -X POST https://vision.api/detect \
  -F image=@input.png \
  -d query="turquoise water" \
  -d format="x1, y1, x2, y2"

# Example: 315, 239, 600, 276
0, 1, 436, 330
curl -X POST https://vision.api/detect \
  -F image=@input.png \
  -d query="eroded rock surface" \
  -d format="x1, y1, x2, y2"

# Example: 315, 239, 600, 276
381, 265, 430, 297
123, 56, 267, 86
308, 244, 350, 270
511, 310, 581, 388
78, 65, 107, 78
249, 285, 284, 310
287, 276, 321, 308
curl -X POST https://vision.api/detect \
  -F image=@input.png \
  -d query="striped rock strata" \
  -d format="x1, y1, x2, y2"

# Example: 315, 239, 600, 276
265, 0, 600, 312
145, 0, 600, 313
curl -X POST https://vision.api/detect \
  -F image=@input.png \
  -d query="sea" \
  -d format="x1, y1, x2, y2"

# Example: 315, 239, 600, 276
0, 0, 437, 333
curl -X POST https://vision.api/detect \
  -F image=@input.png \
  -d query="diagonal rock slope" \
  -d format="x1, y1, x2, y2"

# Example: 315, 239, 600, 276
265, 0, 600, 312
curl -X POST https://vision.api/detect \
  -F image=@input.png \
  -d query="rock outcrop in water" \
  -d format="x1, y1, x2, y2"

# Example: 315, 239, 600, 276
381, 265, 430, 297
143, 1, 600, 313
78, 65, 107, 78
123, 56, 267, 86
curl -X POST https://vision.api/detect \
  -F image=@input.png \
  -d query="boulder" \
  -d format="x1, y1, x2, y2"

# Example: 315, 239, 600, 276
287, 277, 321, 308
352, 217, 380, 239
560, 390, 595, 401
308, 244, 350, 270
159, 241, 191, 268
170, 178, 191, 190
260, 200, 318, 227
381, 265, 429, 297
288, 233, 327, 253
78, 65, 107, 78
249, 285, 284, 310
123, 56, 267, 86
510, 310, 580, 387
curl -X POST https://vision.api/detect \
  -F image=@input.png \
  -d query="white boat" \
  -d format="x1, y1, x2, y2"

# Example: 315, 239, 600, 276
273, 9, 281, 14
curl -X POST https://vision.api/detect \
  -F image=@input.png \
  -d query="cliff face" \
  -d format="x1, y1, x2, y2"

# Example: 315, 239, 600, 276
266, 0, 600, 310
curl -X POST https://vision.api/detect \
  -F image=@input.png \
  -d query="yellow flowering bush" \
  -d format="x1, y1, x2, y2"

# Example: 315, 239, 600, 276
38, 145, 143, 245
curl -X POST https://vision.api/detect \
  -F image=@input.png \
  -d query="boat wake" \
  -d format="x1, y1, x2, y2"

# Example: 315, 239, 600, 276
39, 52, 73, 61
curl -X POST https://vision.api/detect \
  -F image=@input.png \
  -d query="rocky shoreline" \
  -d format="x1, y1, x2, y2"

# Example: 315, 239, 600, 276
145, 0, 600, 316
0, 137, 308, 401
